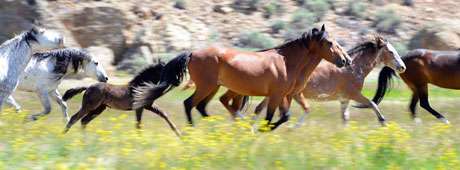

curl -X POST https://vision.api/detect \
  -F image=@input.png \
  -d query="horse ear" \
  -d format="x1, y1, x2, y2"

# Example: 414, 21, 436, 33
30, 26, 39, 35
321, 24, 326, 32
376, 36, 385, 48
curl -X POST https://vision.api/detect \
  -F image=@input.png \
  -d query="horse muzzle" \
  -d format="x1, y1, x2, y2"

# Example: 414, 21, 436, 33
396, 65, 406, 73
99, 76, 109, 82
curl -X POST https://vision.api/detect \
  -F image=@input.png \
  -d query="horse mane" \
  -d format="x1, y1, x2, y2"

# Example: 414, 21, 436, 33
34, 48, 92, 74
258, 29, 323, 52
128, 61, 166, 91
0, 30, 37, 51
347, 35, 385, 58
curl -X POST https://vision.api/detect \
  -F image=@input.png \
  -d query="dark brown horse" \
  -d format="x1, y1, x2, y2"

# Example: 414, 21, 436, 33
369, 49, 460, 124
134, 25, 351, 130
62, 62, 181, 136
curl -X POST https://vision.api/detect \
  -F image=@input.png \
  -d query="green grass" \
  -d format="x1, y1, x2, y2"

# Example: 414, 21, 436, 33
1, 80, 460, 169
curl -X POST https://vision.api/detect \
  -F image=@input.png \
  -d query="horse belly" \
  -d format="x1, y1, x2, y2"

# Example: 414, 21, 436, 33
219, 60, 273, 96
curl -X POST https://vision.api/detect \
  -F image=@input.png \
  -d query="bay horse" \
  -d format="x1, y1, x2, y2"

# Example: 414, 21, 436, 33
221, 35, 406, 126
133, 25, 351, 130
368, 49, 460, 124
6, 48, 108, 121
62, 62, 181, 137
0, 27, 64, 111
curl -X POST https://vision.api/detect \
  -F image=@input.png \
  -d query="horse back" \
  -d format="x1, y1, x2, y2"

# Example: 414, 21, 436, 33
401, 49, 460, 89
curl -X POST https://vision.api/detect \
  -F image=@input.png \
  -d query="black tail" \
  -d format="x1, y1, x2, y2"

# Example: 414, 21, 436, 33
371, 66, 396, 104
133, 52, 191, 109
62, 87, 87, 101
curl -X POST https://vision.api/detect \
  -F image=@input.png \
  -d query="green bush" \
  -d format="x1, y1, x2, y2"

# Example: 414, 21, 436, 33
346, 0, 366, 18
291, 9, 315, 30
373, 8, 401, 33
392, 42, 409, 56
236, 31, 276, 49
270, 20, 286, 33
298, 0, 332, 21
173, 0, 186, 10
263, 1, 284, 18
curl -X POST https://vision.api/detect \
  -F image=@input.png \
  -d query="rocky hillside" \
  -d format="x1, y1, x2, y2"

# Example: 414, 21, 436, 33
1, 0, 459, 74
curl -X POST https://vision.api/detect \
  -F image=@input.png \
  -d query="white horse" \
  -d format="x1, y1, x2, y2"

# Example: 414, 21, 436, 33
6, 48, 108, 121
0, 27, 63, 111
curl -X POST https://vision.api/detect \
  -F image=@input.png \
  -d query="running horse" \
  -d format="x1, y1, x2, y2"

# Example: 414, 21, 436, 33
61, 63, 181, 137
221, 35, 406, 126
368, 49, 460, 124
0, 27, 63, 111
133, 25, 351, 130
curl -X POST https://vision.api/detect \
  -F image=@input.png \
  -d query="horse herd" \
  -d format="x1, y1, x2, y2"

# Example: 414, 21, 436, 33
1, 25, 459, 137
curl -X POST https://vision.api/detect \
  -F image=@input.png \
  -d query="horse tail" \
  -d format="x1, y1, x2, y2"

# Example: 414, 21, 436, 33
62, 87, 87, 101
372, 66, 396, 104
133, 52, 191, 109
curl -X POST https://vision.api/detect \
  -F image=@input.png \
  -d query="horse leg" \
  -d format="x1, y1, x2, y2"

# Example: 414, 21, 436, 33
219, 90, 245, 119
271, 96, 293, 130
417, 85, 448, 124
340, 100, 350, 124
183, 85, 218, 126
253, 98, 268, 121
28, 91, 52, 121
145, 105, 181, 137
292, 93, 310, 128
64, 89, 104, 133
50, 90, 69, 122
196, 87, 219, 118
135, 109, 144, 129
352, 93, 386, 126
409, 93, 421, 123
80, 105, 106, 129
6, 96, 21, 112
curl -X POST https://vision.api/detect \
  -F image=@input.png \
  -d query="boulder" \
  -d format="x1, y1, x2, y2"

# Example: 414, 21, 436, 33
62, 6, 127, 61
409, 21, 460, 50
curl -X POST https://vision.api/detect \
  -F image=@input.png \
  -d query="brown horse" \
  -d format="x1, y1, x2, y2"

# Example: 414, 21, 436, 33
62, 63, 181, 136
369, 49, 460, 124
220, 35, 406, 126
134, 25, 351, 130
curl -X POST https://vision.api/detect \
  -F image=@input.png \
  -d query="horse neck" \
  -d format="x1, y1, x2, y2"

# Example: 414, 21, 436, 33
278, 44, 322, 79
349, 48, 381, 79
5, 36, 33, 77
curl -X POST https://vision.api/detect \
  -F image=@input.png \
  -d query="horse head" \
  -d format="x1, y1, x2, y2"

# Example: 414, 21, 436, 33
308, 24, 351, 68
29, 26, 64, 50
375, 36, 406, 73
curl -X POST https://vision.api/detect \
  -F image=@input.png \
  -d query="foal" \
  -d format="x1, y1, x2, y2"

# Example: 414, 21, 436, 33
62, 63, 181, 136
238, 35, 406, 126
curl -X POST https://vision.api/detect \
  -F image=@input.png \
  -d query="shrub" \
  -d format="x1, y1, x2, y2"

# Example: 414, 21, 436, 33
346, 0, 366, 18
270, 20, 286, 33
263, 1, 284, 18
392, 42, 409, 56
173, 0, 186, 10
236, 31, 276, 49
373, 8, 401, 33
301, 0, 332, 21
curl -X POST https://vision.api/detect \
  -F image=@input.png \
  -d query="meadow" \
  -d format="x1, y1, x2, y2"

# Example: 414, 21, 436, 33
1, 78, 460, 169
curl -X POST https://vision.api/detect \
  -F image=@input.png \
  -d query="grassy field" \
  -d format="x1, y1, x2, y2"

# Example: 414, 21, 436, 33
1, 78, 460, 169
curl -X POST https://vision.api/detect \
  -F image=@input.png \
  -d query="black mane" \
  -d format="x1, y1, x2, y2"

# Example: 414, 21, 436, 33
34, 48, 91, 74
347, 42, 377, 58
128, 62, 165, 92
0, 30, 37, 50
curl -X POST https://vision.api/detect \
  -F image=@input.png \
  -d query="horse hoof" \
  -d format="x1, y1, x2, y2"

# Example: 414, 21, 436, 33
439, 118, 450, 124
379, 121, 387, 127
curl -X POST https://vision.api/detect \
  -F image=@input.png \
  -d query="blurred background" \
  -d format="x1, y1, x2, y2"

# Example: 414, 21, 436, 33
2, 0, 459, 75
